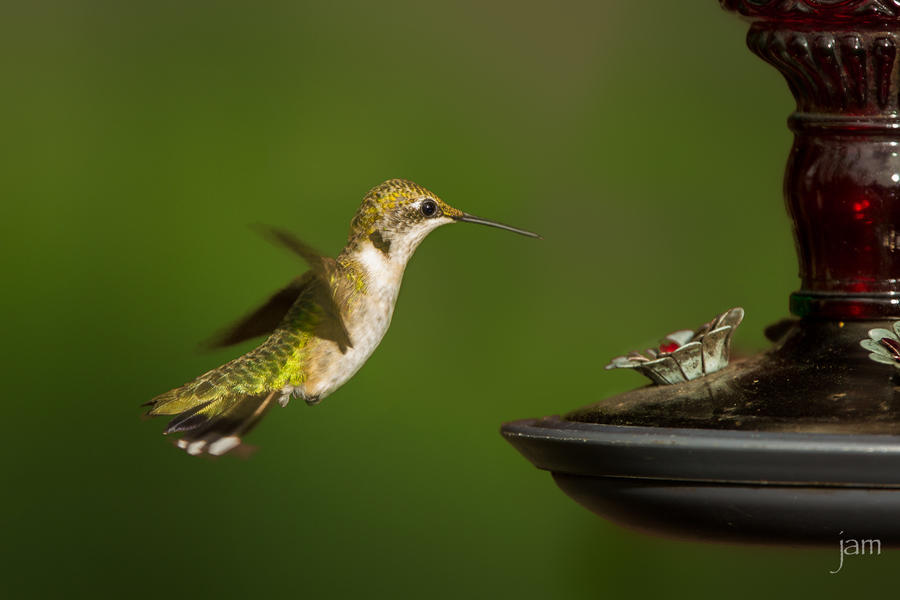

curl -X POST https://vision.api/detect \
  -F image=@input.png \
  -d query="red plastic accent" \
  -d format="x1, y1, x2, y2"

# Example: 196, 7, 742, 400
659, 341, 681, 354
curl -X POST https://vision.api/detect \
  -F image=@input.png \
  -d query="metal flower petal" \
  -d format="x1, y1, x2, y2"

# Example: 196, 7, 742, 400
605, 307, 745, 385
860, 322, 900, 368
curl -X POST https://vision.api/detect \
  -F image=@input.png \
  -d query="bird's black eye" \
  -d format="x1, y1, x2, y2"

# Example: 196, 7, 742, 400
420, 199, 438, 217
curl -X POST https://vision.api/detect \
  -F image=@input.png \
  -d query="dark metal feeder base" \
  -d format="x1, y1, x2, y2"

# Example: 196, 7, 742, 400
555, 476, 900, 546
501, 320, 900, 546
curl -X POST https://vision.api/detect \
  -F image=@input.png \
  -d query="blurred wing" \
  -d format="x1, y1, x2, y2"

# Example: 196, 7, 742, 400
254, 224, 336, 279
203, 278, 308, 349
206, 227, 354, 351
255, 225, 353, 351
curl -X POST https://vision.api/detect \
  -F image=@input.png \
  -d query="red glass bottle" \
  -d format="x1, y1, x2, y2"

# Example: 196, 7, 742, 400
724, 0, 900, 318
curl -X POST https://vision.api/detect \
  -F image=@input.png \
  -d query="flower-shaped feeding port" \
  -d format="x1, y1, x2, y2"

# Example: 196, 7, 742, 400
605, 307, 744, 385
860, 322, 900, 368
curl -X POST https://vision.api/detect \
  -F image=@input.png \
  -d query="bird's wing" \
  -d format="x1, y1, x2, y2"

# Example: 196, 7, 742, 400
203, 277, 309, 349
254, 224, 335, 279
254, 225, 353, 351
203, 226, 354, 351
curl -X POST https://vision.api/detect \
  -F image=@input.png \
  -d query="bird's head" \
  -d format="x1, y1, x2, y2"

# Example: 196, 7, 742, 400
348, 178, 540, 261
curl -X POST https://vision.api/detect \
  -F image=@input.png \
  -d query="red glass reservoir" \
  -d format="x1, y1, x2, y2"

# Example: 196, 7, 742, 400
726, 0, 900, 318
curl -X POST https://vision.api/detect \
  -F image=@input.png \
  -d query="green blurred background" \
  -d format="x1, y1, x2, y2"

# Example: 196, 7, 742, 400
2, 0, 894, 597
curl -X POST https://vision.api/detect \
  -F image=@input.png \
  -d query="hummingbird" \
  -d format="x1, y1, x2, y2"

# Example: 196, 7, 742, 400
145, 178, 540, 456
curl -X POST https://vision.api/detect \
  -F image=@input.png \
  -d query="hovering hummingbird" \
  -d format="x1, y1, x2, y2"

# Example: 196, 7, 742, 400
145, 178, 540, 456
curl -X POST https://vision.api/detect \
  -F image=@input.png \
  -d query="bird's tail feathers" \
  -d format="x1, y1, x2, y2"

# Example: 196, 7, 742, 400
145, 389, 278, 456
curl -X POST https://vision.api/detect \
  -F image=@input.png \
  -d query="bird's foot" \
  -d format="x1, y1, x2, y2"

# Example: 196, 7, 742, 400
278, 385, 298, 408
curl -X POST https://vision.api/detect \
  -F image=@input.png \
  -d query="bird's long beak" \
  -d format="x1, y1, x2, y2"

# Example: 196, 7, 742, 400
451, 212, 542, 239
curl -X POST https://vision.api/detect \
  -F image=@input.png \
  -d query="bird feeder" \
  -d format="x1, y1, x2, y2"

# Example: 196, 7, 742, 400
501, 0, 900, 545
